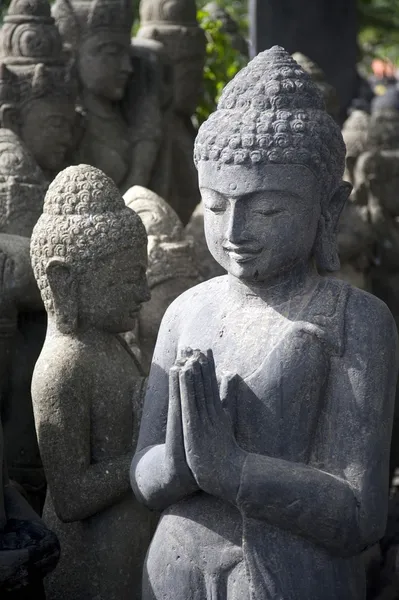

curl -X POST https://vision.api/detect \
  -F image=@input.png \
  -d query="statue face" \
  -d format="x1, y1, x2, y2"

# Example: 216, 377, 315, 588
78, 33, 133, 101
173, 55, 204, 115
199, 163, 321, 283
79, 245, 150, 333
20, 98, 76, 173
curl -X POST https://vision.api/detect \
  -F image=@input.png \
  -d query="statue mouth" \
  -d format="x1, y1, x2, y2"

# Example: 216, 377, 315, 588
223, 245, 262, 263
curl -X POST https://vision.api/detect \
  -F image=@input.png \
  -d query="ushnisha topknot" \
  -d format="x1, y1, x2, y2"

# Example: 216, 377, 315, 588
194, 46, 346, 199
30, 164, 147, 312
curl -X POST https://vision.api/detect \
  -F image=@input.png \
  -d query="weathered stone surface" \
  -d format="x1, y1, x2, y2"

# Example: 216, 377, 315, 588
30, 164, 155, 600
131, 47, 398, 600
124, 185, 201, 371
137, 0, 206, 225
0, 235, 59, 596
0, 0, 78, 181
52, 0, 164, 193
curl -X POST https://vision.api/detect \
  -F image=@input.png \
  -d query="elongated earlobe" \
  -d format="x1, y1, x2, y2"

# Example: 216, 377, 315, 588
45, 258, 78, 333
313, 181, 352, 272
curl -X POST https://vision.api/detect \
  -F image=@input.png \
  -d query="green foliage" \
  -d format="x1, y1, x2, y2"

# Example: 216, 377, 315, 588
358, 0, 399, 67
195, 6, 248, 126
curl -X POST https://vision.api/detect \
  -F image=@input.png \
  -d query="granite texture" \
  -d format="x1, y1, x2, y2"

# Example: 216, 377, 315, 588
124, 185, 201, 371
137, 0, 206, 225
131, 47, 398, 600
30, 165, 155, 600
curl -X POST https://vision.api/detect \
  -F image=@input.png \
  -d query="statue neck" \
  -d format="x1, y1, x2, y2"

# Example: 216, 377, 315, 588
227, 259, 319, 308
82, 89, 118, 119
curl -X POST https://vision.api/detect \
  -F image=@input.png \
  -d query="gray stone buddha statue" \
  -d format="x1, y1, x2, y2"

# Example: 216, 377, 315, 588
131, 46, 398, 600
30, 164, 154, 600
0, 0, 78, 181
137, 0, 206, 225
124, 185, 202, 371
342, 109, 370, 185
52, 0, 164, 193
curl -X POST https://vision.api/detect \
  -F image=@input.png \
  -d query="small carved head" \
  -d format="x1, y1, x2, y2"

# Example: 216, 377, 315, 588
30, 164, 150, 334
342, 109, 370, 185
53, 0, 134, 101
194, 46, 349, 283
124, 185, 184, 240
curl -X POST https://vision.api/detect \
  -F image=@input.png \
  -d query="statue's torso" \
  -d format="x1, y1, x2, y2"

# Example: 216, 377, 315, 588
146, 276, 365, 600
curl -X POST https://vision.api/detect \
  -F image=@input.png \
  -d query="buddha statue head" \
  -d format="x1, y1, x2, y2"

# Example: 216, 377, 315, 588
292, 52, 340, 124
52, 0, 133, 102
0, 127, 47, 237
342, 110, 370, 184
30, 164, 150, 334
137, 0, 206, 116
194, 46, 349, 283
0, 0, 78, 176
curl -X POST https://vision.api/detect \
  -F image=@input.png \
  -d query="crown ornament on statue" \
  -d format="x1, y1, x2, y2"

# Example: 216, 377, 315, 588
0, 0, 65, 65
52, 0, 134, 48
195, 46, 346, 199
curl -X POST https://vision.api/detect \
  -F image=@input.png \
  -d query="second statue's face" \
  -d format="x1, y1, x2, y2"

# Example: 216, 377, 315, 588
199, 163, 322, 283
173, 54, 204, 116
79, 245, 150, 334
78, 33, 133, 101
20, 98, 76, 174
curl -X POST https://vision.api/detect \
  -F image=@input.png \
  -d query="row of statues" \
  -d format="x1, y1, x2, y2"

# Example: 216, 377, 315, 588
0, 0, 397, 596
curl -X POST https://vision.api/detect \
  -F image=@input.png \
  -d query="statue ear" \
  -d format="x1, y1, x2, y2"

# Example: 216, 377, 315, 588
45, 258, 78, 333
313, 181, 352, 272
0, 104, 20, 133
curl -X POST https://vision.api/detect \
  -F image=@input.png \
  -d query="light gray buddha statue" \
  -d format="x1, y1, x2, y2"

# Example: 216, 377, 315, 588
131, 47, 398, 600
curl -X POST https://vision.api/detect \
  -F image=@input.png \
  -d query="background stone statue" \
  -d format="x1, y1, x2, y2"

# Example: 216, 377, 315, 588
52, 0, 164, 194
124, 185, 202, 372
0, 128, 48, 516
131, 47, 398, 600
342, 109, 370, 185
0, 0, 78, 181
30, 165, 155, 600
137, 0, 206, 225
0, 234, 59, 598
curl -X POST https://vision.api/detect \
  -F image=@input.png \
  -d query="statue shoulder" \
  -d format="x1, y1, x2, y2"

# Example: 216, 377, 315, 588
345, 285, 398, 355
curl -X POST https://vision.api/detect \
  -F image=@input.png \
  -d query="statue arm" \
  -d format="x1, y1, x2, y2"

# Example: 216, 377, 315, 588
131, 301, 199, 511
234, 293, 398, 557
31, 364, 133, 523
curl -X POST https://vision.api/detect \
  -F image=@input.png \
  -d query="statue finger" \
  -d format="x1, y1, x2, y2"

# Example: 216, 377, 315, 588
166, 366, 184, 454
198, 352, 217, 425
206, 348, 220, 402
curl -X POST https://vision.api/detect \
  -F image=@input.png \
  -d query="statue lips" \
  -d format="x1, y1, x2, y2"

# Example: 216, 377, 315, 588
223, 244, 262, 263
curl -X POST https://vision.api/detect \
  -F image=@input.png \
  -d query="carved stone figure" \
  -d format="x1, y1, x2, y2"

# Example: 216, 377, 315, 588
131, 47, 398, 600
368, 109, 399, 152
0, 128, 47, 237
342, 109, 370, 185
0, 234, 59, 597
137, 0, 206, 225
52, 0, 164, 193
185, 201, 226, 280
30, 165, 155, 600
292, 52, 340, 123
0, 128, 48, 516
0, 0, 78, 181
124, 185, 201, 372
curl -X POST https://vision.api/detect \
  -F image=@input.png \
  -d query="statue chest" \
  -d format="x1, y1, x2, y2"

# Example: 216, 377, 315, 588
89, 342, 142, 461
178, 307, 330, 463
